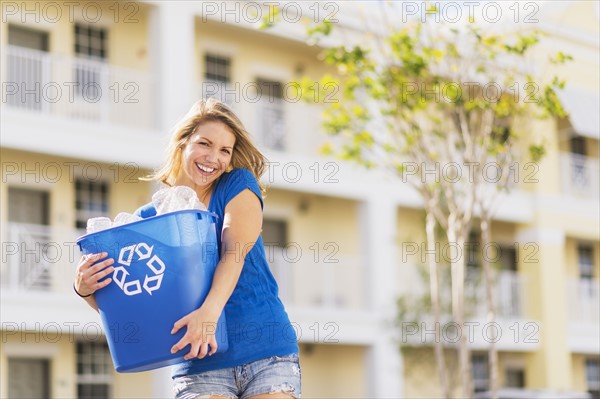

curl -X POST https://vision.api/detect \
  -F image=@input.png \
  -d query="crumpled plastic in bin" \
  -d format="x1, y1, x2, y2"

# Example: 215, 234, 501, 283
86, 186, 207, 234
152, 186, 207, 214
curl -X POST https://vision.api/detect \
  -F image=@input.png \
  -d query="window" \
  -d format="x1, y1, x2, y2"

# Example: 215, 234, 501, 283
569, 136, 589, 189
578, 244, 594, 280
498, 246, 517, 271
472, 353, 489, 393
257, 78, 284, 102
8, 358, 50, 398
466, 231, 481, 269
570, 136, 587, 156
75, 24, 107, 59
7, 188, 51, 290
75, 179, 109, 229
586, 359, 600, 399
202, 54, 232, 103
505, 367, 525, 388
262, 219, 288, 249
74, 24, 107, 98
7, 25, 49, 110
262, 219, 291, 302
8, 187, 49, 225
77, 341, 113, 399
204, 54, 231, 84
255, 78, 286, 151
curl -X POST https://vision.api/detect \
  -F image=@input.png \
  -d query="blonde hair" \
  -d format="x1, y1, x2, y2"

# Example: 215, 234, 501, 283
145, 98, 267, 195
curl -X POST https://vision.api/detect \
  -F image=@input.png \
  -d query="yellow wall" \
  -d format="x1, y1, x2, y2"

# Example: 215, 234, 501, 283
402, 347, 460, 398
1, 0, 150, 70
572, 354, 588, 393
0, 149, 153, 292
1, 148, 152, 222
194, 18, 335, 155
264, 189, 363, 308
113, 368, 154, 398
403, 348, 530, 397
0, 331, 154, 398
299, 343, 366, 398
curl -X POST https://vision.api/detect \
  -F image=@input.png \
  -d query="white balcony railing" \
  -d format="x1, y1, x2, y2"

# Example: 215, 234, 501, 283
2, 223, 367, 310
2, 223, 83, 293
560, 153, 600, 199
2, 45, 156, 129
267, 246, 366, 310
465, 269, 525, 319
567, 278, 600, 324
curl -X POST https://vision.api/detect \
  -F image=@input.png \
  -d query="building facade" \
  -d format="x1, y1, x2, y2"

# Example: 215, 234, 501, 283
0, 1, 598, 398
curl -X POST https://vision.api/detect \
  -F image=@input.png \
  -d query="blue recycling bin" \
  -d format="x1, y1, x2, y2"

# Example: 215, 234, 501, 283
77, 209, 228, 373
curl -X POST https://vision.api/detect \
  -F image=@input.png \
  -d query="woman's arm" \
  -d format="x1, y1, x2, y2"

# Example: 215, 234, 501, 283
170, 188, 262, 360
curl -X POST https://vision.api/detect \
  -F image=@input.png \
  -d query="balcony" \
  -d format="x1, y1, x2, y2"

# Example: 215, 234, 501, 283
567, 278, 600, 353
1, 223, 82, 294
466, 268, 526, 320
2, 45, 156, 130
567, 278, 599, 324
2, 223, 368, 310
560, 153, 600, 199
268, 246, 366, 311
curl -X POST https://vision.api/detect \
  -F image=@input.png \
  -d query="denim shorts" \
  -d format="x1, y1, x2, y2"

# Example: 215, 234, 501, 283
172, 353, 301, 399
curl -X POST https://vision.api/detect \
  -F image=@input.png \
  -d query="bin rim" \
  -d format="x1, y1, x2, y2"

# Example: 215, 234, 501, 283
76, 209, 219, 243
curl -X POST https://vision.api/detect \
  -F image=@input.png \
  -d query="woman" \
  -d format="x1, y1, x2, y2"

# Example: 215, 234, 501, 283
74, 98, 301, 399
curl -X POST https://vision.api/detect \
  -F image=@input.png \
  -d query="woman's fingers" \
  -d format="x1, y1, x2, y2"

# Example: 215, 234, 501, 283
75, 253, 115, 296
171, 327, 218, 359
88, 258, 115, 275
171, 335, 190, 354
185, 339, 201, 360
207, 338, 218, 356
171, 314, 189, 335
78, 252, 107, 270
196, 342, 209, 359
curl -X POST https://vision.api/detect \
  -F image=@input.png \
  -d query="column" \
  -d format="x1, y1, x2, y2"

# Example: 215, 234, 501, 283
360, 195, 403, 398
149, 3, 197, 133
517, 227, 572, 390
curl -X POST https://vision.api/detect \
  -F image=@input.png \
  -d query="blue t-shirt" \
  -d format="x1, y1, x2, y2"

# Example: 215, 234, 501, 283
135, 168, 298, 376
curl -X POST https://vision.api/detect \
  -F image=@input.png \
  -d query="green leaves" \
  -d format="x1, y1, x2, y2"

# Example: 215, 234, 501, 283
286, 11, 573, 187
503, 33, 540, 55
550, 51, 574, 65
307, 20, 333, 39
528, 144, 546, 163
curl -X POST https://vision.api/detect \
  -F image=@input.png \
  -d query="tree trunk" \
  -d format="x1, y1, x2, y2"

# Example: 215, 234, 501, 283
447, 219, 472, 399
481, 215, 498, 399
425, 207, 450, 398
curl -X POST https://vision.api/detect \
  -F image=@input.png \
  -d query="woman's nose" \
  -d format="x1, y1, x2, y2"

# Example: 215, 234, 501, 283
204, 149, 218, 162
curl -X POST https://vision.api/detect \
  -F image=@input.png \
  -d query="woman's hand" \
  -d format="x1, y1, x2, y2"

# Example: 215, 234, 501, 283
74, 252, 115, 297
170, 305, 221, 360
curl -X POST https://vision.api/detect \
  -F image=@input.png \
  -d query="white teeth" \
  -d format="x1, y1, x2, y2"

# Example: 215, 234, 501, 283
196, 163, 215, 173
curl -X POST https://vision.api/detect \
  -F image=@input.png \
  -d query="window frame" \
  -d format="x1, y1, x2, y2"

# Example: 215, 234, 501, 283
76, 340, 114, 399
75, 179, 110, 229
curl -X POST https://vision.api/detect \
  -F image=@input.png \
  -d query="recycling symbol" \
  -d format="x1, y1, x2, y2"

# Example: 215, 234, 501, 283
112, 242, 165, 296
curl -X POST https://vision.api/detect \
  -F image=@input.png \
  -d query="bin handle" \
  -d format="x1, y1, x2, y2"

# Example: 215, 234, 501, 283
197, 210, 219, 223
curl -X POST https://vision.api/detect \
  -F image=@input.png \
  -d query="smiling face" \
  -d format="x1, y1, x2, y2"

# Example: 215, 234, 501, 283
175, 120, 236, 200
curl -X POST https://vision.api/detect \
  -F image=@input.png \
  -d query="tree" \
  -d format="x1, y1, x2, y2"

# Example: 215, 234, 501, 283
265, 4, 568, 398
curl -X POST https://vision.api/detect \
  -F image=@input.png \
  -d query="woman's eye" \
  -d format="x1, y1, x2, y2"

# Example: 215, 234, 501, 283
198, 142, 209, 146
222, 149, 231, 154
